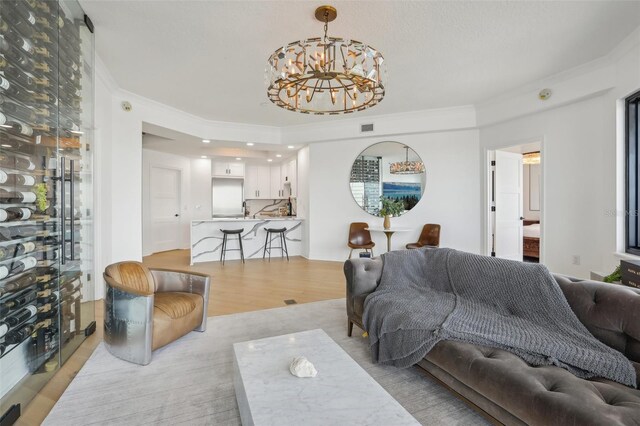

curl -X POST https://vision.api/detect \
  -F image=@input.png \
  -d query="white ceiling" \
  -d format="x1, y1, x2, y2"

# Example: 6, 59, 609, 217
81, 1, 640, 127
141, 123, 298, 162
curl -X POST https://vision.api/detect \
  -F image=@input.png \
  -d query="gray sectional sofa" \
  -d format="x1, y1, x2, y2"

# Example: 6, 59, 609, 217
345, 257, 640, 425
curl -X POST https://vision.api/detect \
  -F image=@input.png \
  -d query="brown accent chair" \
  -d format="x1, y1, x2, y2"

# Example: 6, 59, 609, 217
406, 224, 441, 249
347, 222, 375, 259
103, 261, 211, 365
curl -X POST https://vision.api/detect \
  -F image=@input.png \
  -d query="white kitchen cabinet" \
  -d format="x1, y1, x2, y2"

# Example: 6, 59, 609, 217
212, 161, 244, 177
270, 166, 285, 199
245, 165, 270, 199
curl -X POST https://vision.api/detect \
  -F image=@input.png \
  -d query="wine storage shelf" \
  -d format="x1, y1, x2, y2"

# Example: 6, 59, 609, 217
0, 0, 95, 422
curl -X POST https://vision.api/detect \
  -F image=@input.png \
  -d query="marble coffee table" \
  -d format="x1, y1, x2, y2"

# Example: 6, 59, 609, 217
232, 329, 419, 426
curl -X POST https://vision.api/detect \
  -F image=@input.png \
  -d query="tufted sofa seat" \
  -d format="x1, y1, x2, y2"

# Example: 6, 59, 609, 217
344, 257, 640, 425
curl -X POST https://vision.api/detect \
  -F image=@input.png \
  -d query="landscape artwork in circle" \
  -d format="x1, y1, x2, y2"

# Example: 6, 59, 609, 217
383, 182, 422, 210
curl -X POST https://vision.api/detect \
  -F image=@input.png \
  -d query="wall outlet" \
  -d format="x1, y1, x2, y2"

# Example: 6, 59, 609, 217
572, 255, 581, 266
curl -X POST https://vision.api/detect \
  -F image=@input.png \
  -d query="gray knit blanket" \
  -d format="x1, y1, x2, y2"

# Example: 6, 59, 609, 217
363, 248, 636, 387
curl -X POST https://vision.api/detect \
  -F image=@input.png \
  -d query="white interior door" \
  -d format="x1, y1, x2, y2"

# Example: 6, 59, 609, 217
150, 166, 182, 253
494, 151, 523, 261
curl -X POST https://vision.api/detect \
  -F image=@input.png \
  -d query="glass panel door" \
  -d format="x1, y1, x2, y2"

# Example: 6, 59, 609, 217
0, 0, 94, 419
0, 0, 63, 414
57, 0, 94, 365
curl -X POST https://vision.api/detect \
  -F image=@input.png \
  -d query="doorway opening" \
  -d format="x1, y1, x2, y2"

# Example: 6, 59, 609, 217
142, 131, 189, 256
488, 141, 542, 263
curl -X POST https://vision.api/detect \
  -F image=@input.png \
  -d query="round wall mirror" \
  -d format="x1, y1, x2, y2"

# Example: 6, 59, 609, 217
349, 141, 426, 216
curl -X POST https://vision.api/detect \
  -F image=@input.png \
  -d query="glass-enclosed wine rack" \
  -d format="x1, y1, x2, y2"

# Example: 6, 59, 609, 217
0, 0, 94, 422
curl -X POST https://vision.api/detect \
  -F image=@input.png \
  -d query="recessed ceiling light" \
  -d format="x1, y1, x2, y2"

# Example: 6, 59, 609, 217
236, 157, 242, 161
247, 142, 254, 146
267, 159, 273, 162
202, 139, 210, 143
201, 155, 207, 158
276, 154, 282, 158
287, 145, 295, 149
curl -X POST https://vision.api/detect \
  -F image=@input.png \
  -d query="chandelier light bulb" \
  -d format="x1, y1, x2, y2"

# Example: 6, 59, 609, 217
266, 5, 386, 115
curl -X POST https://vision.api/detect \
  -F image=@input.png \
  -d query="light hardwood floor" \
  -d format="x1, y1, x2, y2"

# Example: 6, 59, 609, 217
18, 251, 345, 425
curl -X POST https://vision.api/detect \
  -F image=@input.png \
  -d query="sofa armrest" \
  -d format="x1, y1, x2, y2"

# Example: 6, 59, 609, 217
103, 276, 154, 365
344, 258, 383, 320
149, 269, 211, 331
554, 273, 640, 362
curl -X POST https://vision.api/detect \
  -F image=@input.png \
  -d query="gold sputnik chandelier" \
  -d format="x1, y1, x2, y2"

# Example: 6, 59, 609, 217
390, 146, 425, 175
266, 5, 386, 115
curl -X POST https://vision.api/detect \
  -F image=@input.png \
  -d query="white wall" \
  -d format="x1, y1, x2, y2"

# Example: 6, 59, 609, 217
477, 28, 640, 278
142, 149, 192, 256
307, 130, 482, 261
296, 147, 311, 257
93, 24, 639, 289
141, 150, 215, 256
481, 96, 608, 277
190, 158, 213, 220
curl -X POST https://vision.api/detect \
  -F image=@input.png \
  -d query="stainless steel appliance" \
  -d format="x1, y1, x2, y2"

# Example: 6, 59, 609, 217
212, 178, 244, 218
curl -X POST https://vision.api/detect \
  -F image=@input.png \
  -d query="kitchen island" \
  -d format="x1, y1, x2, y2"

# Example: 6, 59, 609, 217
190, 218, 303, 264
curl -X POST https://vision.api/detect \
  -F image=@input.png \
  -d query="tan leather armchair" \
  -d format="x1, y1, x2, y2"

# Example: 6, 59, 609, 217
103, 261, 211, 365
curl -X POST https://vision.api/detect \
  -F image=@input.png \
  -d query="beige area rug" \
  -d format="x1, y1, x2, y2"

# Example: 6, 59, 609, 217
43, 299, 488, 425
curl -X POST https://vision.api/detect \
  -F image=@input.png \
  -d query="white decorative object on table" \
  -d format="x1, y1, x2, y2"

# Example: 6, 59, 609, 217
289, 356, 317, 378
233, 329, 419, 426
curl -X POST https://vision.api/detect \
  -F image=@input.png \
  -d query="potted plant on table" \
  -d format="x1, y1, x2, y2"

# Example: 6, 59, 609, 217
379, 197, 404, 230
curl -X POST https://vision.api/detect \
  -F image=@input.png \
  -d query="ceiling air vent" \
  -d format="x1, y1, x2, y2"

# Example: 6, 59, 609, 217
360, 123, 374, 133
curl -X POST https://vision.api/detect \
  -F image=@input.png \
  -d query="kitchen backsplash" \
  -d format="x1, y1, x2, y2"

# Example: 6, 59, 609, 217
245, 198, 297, 218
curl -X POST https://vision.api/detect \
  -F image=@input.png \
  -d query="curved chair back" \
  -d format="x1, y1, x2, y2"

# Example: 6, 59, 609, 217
104, 261, 155, 295
104, 261, 211, 365
418, 224, 441, 247
348, 222, 373, 246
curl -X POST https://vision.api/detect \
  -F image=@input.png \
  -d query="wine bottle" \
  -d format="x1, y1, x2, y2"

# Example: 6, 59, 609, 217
0, 264, 9, 280
2, 242, 37, 257
0, 171, 37, 187
41, 247, 58, 260
6, 305, 37, 326
0, 272, 38, 297
37, 306, 57, 321
0, 24, 40, 56
14, 156, 37, 171
3, 207, 36, 222
0, 289, 37, 316
9, 225, 39, 239
1, 5, 37, 39
0, 227, 11, 242
10, 256, 38, 275
0, 153, 14, 169
0, 188, 37, 204
0, 94, 38, 122
5, 319, 51, 345
8, 119, 35, 137
0, 320, 8, 339
37, 293, 57, 305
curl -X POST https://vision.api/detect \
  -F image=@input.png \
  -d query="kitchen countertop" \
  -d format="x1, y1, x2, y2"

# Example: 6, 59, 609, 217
192, 217, 303, 222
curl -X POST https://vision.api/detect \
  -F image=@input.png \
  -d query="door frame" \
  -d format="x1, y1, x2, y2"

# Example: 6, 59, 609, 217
483, 137, 545, 263
146, 164, 184, 254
